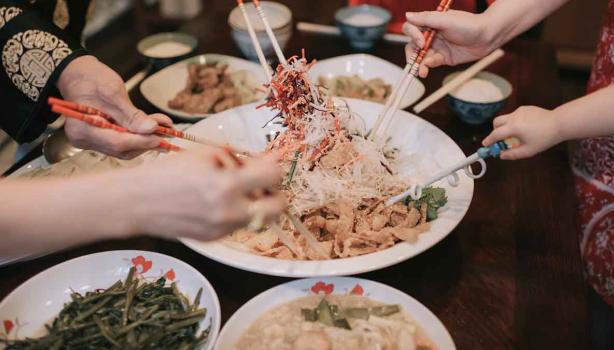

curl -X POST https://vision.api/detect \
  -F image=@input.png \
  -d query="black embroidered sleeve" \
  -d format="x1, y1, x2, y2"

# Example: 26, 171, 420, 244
0, 1, 87, 143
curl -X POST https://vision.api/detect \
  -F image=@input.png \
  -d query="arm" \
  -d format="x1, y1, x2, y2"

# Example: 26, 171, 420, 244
482, 85, 614, 160
403, 0, 570, 77
0, 149, 285, 259
0, 1, 170, 158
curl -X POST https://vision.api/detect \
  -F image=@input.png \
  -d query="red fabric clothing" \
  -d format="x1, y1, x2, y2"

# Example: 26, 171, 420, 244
572, 0, 614, 306
348, 0, 493, 33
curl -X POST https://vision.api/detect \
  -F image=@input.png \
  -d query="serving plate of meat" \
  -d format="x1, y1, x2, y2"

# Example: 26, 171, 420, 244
140, 54, 267, 120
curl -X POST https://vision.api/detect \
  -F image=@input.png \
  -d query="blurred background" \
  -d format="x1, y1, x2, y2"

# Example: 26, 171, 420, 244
0, 0, 608, 173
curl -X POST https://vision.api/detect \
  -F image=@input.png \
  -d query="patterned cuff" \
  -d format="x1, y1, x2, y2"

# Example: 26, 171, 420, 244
0, 4, 88, 142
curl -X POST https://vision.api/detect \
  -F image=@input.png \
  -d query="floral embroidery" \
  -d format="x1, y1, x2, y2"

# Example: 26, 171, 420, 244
131, 255, 153, 274
571, 0, 614, 307
2, 30, 73, 101
0, 6, 22, 29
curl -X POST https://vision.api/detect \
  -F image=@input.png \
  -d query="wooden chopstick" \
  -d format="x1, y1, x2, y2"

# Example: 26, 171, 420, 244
237, 0, 273, 81
413, 49, 505, 113
370, 0, 453, 141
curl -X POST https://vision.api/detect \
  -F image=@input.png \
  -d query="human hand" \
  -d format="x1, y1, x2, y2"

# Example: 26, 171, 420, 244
57, 55, 173, 159
128, 147, 286, 240
403, 10, 493, 78
482, 106, 562, 160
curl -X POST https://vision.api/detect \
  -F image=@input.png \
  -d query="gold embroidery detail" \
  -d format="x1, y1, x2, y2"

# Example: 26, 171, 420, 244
2, 30, 73, 101
0, 6, 22, 29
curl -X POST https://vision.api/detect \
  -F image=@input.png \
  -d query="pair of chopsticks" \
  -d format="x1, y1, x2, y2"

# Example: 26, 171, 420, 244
47, 97, 252, 155
236, 0, 288, 82
369, 0, 453, 142
296, 22, 412, 44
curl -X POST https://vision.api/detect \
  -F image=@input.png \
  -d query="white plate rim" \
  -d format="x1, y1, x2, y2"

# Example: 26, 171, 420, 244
0, 250, 222, 350
214, 277, 456, 350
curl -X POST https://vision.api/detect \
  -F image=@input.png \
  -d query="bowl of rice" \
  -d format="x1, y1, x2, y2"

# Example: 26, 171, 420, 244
444, 71, 512, 125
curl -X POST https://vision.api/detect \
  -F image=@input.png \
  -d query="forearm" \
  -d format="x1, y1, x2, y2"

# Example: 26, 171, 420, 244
0, 170, 143, 258
553, 85, 614, 141
481, 0, 569, 50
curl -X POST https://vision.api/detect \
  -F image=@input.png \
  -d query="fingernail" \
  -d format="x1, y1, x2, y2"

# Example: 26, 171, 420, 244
405, 12, 414, 19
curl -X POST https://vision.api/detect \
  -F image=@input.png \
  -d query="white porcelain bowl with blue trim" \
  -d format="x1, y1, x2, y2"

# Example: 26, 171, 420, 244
444, 71, 513, 125
335, 5, 391, 50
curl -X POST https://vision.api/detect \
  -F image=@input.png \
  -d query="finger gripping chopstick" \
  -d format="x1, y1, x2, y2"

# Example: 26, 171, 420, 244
369, 0, 453, 142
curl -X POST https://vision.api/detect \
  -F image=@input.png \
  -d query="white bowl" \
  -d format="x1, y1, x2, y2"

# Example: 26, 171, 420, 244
215, 277, 456, 350
309, 54, 425, 109
0, 250, 221, 349
228, 1, 292, 61
140, 53, 267, 120
176, 98, 473, 277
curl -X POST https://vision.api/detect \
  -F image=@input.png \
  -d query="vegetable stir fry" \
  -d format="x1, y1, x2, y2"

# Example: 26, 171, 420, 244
302, 299, 401, 330
1, 268, 210, 350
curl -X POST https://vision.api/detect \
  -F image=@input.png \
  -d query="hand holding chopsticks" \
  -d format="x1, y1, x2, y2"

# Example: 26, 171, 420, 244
48, 97, 254, 156
369, 0, 453, 142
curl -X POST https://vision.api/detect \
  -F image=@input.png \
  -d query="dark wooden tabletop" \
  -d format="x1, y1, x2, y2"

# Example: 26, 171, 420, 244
0, 1, 590, 349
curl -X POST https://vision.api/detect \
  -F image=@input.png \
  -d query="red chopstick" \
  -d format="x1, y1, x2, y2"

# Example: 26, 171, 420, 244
48, 98, 182, 152
414, 0, 453, 66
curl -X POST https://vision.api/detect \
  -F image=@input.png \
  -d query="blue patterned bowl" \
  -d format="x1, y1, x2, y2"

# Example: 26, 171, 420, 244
444, 71, 512, 125
335, 5, 391, 51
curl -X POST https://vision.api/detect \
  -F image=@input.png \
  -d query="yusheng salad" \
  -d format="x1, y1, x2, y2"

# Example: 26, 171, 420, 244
227, 55, 447, 260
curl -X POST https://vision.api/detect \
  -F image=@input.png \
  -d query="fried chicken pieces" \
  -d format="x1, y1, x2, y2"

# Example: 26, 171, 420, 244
168, 63, 243, 114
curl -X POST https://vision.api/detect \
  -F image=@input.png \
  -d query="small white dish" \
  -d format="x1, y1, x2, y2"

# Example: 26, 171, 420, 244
215, 277, 456, 350
140, 54, 268, 120
309, 54, 425, 109
175, 98, 473, 277
0, 250, 221, 349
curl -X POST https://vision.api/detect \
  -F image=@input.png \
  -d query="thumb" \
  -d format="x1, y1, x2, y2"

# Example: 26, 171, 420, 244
406, 11, 448, 31
119, 106, 158, 134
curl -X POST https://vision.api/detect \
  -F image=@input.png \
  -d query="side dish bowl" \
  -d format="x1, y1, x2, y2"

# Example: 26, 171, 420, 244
0, 250, 221, 350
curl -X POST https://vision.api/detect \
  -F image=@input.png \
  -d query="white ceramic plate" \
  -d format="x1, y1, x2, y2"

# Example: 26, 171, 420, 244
215, 277, 456, 350
0, 250, 221, 349
6, 155, 48, 178
177, 98, 473, 277
309, 54, 426, 109
140, 54, 268, 120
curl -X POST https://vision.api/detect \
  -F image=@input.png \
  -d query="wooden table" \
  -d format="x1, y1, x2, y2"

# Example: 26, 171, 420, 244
0, 1, 590, 348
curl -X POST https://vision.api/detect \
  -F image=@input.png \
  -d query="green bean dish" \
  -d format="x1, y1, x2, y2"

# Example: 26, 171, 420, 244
1, 267, 210, 350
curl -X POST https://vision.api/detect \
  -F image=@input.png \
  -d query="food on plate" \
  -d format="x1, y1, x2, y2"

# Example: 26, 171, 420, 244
237, 294, 435, 350
0, 267, 210, 350
13, 150, 149, 179
225, 55, 447, 260
318, 75, 391, 103
168, 62, 259, 114
143, 41, 192, 58
451, 77, 504, 103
